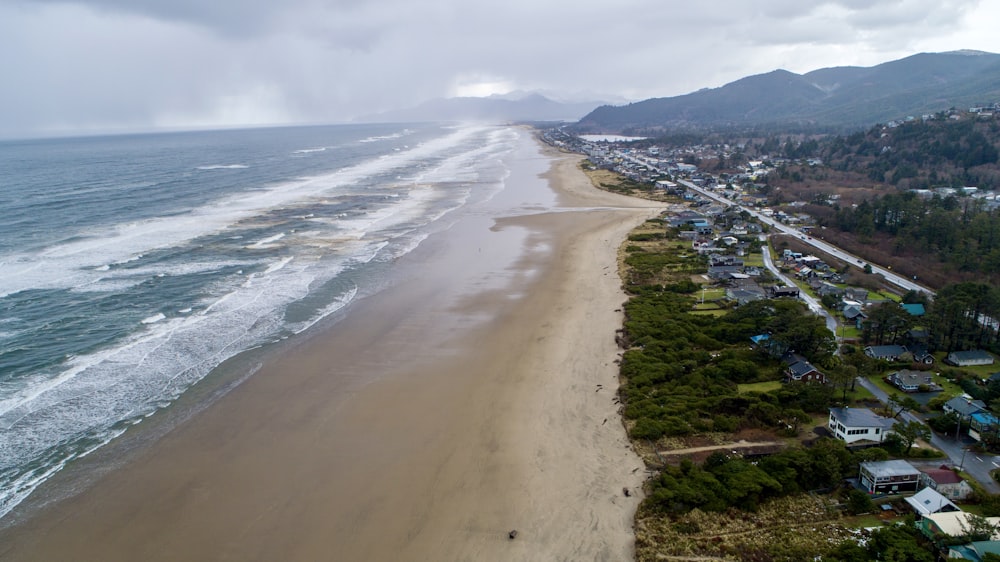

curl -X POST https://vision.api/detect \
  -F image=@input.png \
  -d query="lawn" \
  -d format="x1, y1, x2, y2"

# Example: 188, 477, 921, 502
738, 381, 783, 394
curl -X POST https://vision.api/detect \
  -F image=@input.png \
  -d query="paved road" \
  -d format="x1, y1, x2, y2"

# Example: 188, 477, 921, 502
760, 235, 838, 336
672, 178, 934, 296
856, 377, 1000, 493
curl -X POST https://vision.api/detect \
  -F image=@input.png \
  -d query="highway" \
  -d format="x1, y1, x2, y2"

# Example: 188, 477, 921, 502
673, 177, 934, 296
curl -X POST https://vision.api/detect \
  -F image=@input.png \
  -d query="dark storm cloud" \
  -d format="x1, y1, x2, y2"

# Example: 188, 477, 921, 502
0, 0, 995, 138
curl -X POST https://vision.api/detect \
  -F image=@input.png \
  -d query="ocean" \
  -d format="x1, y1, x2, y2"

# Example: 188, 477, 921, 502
0, 122, 522, 520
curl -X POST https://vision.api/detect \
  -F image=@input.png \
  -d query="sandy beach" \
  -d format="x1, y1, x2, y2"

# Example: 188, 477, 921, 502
0, 133, 662, 561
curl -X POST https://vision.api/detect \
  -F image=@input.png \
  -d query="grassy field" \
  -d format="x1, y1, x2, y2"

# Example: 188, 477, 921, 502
738, 381, 783, 394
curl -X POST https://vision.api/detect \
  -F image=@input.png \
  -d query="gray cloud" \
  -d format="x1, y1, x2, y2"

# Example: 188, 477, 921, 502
0, 0, 996, 138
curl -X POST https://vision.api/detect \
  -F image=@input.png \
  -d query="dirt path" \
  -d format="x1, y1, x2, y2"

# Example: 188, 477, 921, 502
658, 440, 784, 457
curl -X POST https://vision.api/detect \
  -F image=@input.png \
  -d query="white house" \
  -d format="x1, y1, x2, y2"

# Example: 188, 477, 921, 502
919, 465, 974, 501
904, 486, 960, 517
945, 350, 995, 367
828, 407, 896, 444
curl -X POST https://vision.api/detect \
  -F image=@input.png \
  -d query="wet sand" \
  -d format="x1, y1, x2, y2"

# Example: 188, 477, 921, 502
0, 134, 662, 561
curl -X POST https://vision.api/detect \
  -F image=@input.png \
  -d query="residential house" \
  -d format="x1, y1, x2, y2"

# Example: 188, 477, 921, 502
904, 486, 961, 516
908, 344, 935, 365
943, 396, 988, 422
768, 286, 800, 298
708, 264, 742, 279
727, 287, 765, 306
859, 459, 920, 495
888, 369, 933, 392
919, 465, 974, 501
828, 407, 895, 445
844, 287, 869, 303
815, 282, 844, 298
785, 360, 826, 384
946, 350, 996, 367
751, 334, 788, 359
842, 304, 867, 328
948, 541, 1000, 561
970, 411, 1000, 443
919, 512, 1000, 541
901, 303, 926, 316
865, 345, 908, 361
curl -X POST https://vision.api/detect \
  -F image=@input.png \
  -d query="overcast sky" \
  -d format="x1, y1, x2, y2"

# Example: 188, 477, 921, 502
2, 0, 999, 138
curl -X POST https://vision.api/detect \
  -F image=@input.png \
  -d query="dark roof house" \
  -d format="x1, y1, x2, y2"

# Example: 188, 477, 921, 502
865, 345, 907, 361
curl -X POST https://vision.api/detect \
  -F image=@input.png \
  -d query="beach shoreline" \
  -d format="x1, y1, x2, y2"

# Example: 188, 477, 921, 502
0, 132, 661, 561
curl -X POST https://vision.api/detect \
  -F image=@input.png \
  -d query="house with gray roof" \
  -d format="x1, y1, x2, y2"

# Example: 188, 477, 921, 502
943, 396, 987, 420
828, 407, 895, 445
946, 350, 995, 367
865, 345, 908, 361
888, 369, 934, 392
859, 459, 920, 495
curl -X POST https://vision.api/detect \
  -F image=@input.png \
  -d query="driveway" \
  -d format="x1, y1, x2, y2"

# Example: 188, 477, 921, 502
856, 376, 1000, 493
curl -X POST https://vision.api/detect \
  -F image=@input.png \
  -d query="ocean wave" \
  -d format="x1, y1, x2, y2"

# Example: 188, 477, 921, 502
196, 164, 249, 170
0, 124, 497, 299
0, 123, 523, 521
358, 129, 413, 144
140, 313, 166, 324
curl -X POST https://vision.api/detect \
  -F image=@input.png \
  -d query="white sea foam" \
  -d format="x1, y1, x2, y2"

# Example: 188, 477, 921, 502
0, 123, 523, 521
358, 129, 412, 143
263, 256, 294, 275
292, 147, 329, 154
0, 124, 494, 299
141, 313, 166, 324
247, 232, 286, 249
289, 285, 359, 335
196, 164, 249, 170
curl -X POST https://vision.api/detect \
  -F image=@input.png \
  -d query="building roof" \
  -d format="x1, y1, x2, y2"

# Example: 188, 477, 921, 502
788, 361, 819, 378
949, 350, 995, 362
843, 305, 866, 319
831, 407, 895, 430
901, 303, 926, 316
860, 459, 919, 479
922, 466, 965, 486
866, 345, 907, 358
972, 411, 1000, 426
891, 369, 931, 388
950, 541, 1000, 561
925, 512, 1000, 539
905, 487, 960, 516
945, 396, 988, 417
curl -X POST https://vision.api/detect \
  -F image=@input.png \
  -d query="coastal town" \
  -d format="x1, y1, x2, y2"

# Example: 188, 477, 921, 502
541, 123, 1000, 560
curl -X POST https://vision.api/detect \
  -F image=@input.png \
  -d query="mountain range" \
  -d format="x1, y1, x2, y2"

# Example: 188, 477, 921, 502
358, 91, 614, 124
574, 50, 1000, 133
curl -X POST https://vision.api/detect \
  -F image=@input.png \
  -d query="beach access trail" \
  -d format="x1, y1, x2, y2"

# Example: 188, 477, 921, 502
0, 134, 662, 561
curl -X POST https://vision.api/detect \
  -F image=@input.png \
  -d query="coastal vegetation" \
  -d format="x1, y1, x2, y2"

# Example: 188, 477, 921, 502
609, 201, 947, 560
571, 140, 1000, 559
